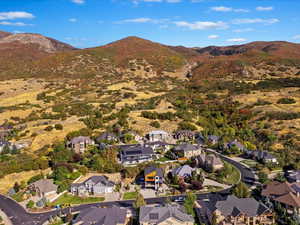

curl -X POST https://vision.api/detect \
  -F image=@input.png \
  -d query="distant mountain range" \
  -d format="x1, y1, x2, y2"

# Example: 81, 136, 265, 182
0, 30, 300, 81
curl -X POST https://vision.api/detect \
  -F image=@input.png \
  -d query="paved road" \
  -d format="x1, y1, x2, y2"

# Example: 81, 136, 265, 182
0, 150, 255, 225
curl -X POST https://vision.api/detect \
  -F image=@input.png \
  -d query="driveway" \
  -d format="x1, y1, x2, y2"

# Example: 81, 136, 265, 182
203, 178, 230, 189
140, 189, 156, 198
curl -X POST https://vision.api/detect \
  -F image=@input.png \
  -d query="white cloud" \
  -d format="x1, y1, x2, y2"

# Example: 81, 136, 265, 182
71, 0, 85, 4
232, 18, 279, 24
132, 0, 181, 4
69, 18, 77, 22
0, 11, 34, 20
256, 6, 273, 11
174, 21, 228, 30
211, 6, 249, 13
0, 21, 32, 26
292, 35, 300, 40
233, 28, 254, 33
227, 38, 247, 42
116, 17, 168, 24
208, 34, 219, 39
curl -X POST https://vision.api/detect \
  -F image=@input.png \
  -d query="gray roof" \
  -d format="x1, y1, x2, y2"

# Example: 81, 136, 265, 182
0, 140, 10, 147
288, 170, 300, 182
172, 165, 194, 177
139, 205, 194, 224
74, 207, 127, 225
97, 132, 117, 141
208, 135, 219, 142
228, 140, 246, 151
174, 143, 199, 152
215, 195, 269, 217
69, 136, 92, 144
148, 130, 169, 136
121, 145, 154, 156
85, 176, 115, 187
144, 166, 164, 178
32, 179, 57, 194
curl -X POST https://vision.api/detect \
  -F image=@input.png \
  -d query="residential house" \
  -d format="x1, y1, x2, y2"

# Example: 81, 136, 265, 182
173, 130, 195, 142
71, 176, 115, 196
172, 165, 195, 179
207, 135, 220, 145
0, 123, 13, 139
73, 206, 129, 225
287, 170, 300, 183
195, 132, 205, 145
196, 153, 224, 172
120, 145, 154, 165
67, 136, 95, 154
121, 131, 143, 143
245, 150, 278, 164
144, 166, 164, 190
0, 140, 11, 153
145, 141, 173, 153
29, 179, 58, 202
262, 181, 300, 216
139, 204, 194, 225
97, 132, 118, 143
173, 143, 202, 158
197, 194, 274, 225
146, 130, 169, 142
226, 140, 247, 152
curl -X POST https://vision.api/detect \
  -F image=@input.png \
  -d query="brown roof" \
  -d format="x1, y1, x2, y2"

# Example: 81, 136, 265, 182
274, 192, 300, 207
261, 181, 295, 197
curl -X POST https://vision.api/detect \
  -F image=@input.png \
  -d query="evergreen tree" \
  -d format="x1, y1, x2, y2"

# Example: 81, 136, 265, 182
184, 192, 196, 216
133, 192, 146, 209
233, 182, 250, 198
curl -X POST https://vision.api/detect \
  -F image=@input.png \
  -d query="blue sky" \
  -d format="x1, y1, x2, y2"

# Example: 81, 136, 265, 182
0, 0, 299, 48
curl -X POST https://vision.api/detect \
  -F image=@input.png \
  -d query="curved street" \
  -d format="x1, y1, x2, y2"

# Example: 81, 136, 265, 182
0, 151, 256, 225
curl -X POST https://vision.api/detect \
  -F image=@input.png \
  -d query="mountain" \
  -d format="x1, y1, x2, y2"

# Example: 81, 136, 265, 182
0, 31, 76, 79
190, 41, 300, 83
18, 36, 190, 79
0, 30, 300, 81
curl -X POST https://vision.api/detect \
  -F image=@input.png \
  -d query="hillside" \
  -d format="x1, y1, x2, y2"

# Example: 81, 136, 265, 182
0, 31, 76, 79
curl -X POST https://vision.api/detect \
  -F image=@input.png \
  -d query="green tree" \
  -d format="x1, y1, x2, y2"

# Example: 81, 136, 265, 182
258, 171, 269, 184
184, 192, 196, 216
133, 192, 146, 209
233, 182, 250, 198
26, 200, 35, 209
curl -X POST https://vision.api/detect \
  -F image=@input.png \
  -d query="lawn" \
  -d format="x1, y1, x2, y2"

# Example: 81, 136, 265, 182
156, 156, 171, 162
241, 159, 258, 168
123, 192, 137, 200
52, 193, 104, 206
217, 161, 241, 185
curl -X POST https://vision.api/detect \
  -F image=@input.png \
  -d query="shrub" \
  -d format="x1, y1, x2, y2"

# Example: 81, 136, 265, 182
44, 126, 53, 131
26, 200, 35, 209
178, 121, 197, 131
54, 124, 63, 130
150, 121, 160, 128
277, 98, 296, 104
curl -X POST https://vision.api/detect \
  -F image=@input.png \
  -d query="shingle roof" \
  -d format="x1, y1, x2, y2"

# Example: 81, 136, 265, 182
262, 181, 295, 197
69, 136, 92, 144
97, 132, 117, 141
85, 176, 115, 187
73, 207, 127, 225
139, 205, 194, 224
121, 145, 154, 156
144, 166, 164, 178
274, 192, 300, 207
172, 165, 194, 177
174, 143, 199, 152
32, 179, 57, 194
215, 195, 269, 217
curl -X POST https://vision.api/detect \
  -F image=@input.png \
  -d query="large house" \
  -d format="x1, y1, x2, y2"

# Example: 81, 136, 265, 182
173, 143, 202, 158
262, 181, 300, 216
226, 140, 247, 152
139, 204, 194, 225
71, 176, 115, 196
245, 150, 278, 164
144, 166, 164, 190
96, 132, 118, 143
172, 165, 195, 179
67, 136, 95, 154
145, 141, 173, 152
196, 153, 224, 172
173, 130, 195, 142
29, 179, 58, 202
120, 145, 154, 165
197, 195, 274, 225
146, 130, 169, 142
73, 206, 129, 225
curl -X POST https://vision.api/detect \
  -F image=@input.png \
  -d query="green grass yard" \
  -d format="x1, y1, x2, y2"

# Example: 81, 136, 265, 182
52, 193, 104, 206
123, 191, 137, 200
